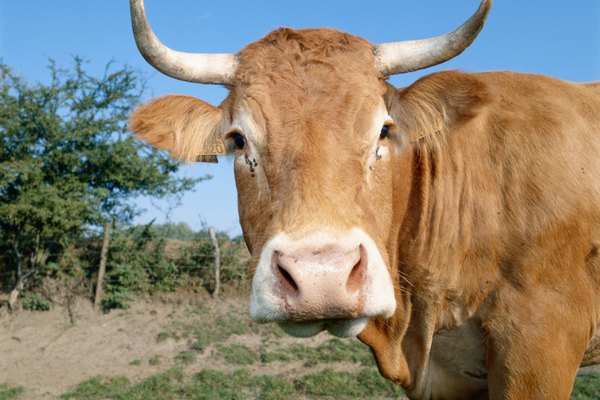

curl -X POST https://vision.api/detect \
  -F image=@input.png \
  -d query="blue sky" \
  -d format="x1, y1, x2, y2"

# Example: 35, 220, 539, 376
1, 1, 599, 237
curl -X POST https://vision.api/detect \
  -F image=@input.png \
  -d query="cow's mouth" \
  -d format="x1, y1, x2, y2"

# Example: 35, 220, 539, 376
277, 317, 369, 338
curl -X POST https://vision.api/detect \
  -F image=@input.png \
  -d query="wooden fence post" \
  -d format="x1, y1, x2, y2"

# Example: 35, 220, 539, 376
209, 227, 221, 299
94, 221, 112, 311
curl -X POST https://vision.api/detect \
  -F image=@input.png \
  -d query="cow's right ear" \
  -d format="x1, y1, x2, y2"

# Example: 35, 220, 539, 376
129, 95, 223, 162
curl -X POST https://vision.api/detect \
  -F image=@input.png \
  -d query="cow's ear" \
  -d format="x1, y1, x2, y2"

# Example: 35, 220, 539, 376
385, 71, 489, 146
129, 95, 223, 162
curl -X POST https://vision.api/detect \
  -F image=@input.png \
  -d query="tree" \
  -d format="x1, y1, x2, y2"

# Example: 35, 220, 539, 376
0, 58, 206, 307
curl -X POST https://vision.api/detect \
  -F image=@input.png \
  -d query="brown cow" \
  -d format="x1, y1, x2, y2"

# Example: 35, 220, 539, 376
128, 0, 600, 398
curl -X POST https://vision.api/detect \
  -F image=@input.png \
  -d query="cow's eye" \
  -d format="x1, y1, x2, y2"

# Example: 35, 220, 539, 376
230, 132, 246, 149
380, 125, 390, 140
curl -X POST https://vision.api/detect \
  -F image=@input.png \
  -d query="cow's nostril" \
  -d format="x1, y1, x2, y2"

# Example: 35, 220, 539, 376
277, 264, 299, 294
346, 245, 367, 293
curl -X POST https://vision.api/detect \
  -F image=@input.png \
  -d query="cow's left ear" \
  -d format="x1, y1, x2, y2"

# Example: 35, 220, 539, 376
129, 95, 223, 162
385, 71, 489, 145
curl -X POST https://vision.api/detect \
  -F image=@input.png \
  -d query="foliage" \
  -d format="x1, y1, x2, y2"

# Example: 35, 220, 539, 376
181, 232, 251, 290
128, 222, 197, 241
0, 58, 203, 300
21, 293, 51, 311
101, 266, 137, 310
94, 221, 251, 311
99, 224, 180, 310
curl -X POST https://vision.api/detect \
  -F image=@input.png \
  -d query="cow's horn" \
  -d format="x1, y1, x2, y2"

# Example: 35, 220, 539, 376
130, 0, 237, 85
374, 0, 492, 75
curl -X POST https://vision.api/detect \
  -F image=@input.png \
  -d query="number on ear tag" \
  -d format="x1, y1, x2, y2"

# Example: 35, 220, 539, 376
195, 138, 226, 163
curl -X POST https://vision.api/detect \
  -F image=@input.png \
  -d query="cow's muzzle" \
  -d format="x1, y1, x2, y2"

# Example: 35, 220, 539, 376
250, 228, 396, 337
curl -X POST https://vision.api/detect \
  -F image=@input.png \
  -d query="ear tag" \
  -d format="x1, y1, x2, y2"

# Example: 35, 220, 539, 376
195, 138, 226, 163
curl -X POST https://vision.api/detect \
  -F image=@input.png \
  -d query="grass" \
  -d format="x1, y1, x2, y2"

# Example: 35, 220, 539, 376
298, 368, 364, 397
298, 367, 404, 398
60, 369, 600, 400
162, 303, 282, 353
148, 355, 162, 366
61, 369, 183, 400
60, 367, 403, 400
260, 338, 374, 367
174, 351, 196, 365
0, 384, 24, 400
60, 376, 130, 400
184, 369, 254, 400
572, 375, 600, 400
218, 344, 259, 365
156, 331, 178, 343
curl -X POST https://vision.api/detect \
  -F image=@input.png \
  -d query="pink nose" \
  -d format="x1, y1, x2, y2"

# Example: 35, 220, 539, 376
272, 244, 368, 320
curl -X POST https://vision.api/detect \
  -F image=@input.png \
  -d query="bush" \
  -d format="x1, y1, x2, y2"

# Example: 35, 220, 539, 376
102, 263, 148, 310
182, 234, 250, 290
22, 294, 51, 311
3, 221, 252, 312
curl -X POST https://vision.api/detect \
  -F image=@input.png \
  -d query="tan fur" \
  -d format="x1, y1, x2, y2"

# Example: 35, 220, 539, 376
128, 95, 222, 162
129, 27, 600, 400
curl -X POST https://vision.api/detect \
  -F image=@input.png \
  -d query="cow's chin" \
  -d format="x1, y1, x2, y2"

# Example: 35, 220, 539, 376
277, 317, 369, 338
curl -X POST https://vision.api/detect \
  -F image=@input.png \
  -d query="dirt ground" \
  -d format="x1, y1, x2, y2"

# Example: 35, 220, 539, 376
1, 299, 187, 399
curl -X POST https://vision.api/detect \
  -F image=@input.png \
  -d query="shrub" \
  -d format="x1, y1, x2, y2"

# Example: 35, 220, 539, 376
22, 294, 51, 311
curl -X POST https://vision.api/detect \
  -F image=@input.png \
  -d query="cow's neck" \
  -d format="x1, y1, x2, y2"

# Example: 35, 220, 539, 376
360, 141, 495, 393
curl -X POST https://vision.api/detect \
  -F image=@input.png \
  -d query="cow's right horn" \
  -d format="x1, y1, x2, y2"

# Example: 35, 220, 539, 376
130, 0, 237, 85
374, 0, 492, 76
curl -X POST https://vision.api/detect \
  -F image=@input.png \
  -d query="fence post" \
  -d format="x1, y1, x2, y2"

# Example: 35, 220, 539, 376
209, 227, 221, 299
94, 221, 112, 311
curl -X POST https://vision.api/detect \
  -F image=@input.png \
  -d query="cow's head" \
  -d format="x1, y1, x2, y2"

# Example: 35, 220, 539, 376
129, 0, 491, 338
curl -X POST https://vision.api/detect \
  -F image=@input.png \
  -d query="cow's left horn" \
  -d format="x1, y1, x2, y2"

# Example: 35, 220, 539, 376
130, 0, 237, 85
374, 0, 492, 75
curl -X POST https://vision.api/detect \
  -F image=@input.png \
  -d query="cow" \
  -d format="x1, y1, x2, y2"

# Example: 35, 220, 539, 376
127, 0, 600, 398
